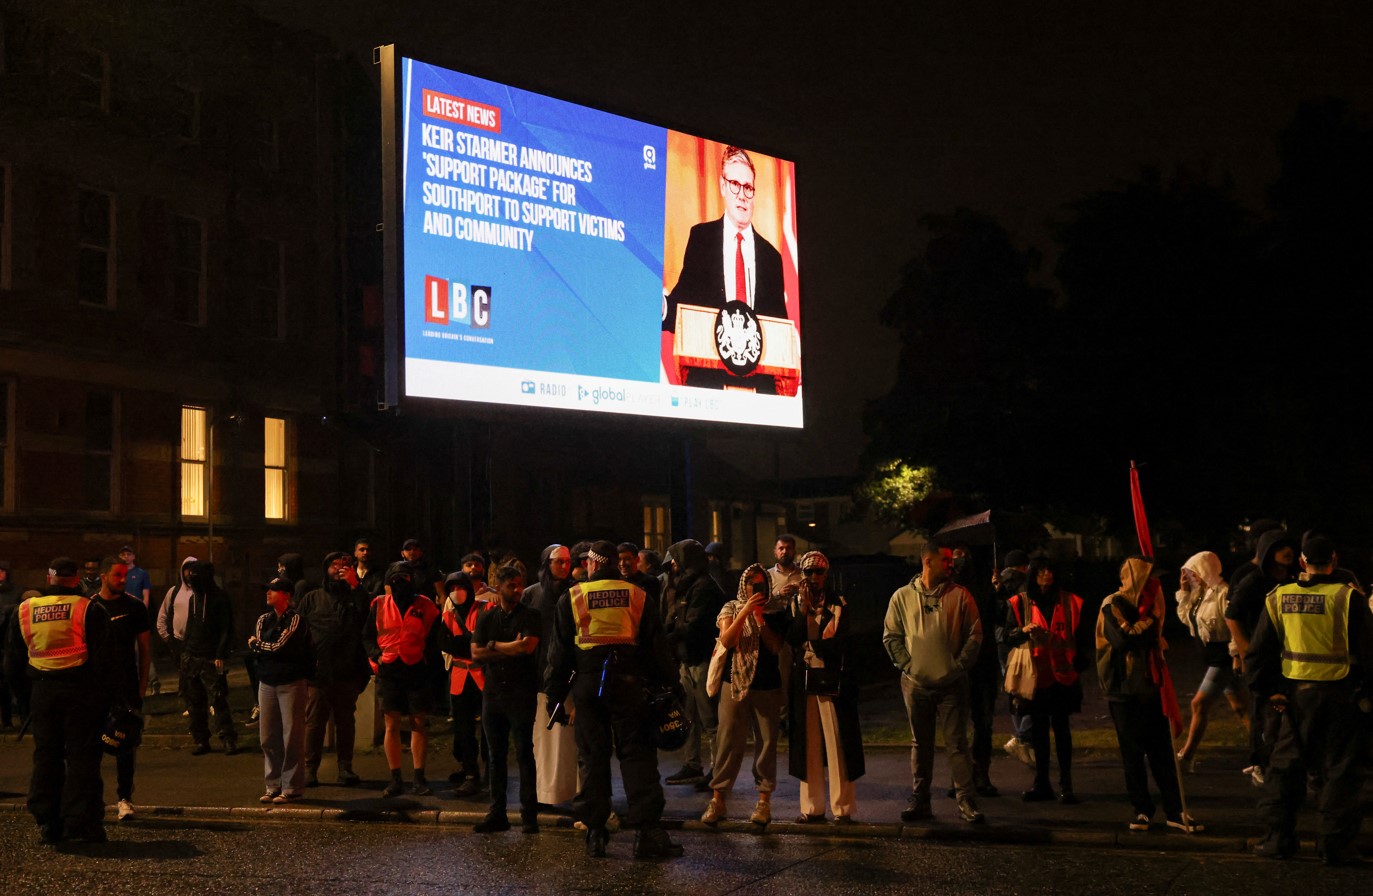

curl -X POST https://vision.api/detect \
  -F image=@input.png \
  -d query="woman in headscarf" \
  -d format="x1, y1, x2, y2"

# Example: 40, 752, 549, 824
786, 551, 864, 824
523, 544, 578, 806
1174, 551, 1248, 769
1097, 556, 1203, 833
1001, 556, 1092, 803
700, 563, 789, 828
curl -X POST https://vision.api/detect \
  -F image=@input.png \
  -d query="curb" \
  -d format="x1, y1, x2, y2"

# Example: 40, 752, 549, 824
1, 799, 1262, 856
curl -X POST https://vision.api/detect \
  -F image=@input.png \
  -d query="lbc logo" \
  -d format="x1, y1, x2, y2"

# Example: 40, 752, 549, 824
424, 276, 491, 328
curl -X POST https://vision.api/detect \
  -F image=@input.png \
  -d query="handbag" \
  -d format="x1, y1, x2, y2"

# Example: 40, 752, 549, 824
706, 639, 729, 698
803, 664, 841, 697
1003, 596, 1038, 699
1003, 643, 1037, 700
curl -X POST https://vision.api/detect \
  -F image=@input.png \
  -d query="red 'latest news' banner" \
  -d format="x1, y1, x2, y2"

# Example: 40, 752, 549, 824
422, 88, 501, 133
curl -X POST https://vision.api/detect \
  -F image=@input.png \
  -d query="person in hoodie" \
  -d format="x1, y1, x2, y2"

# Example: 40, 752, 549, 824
1096, 556, 1201, 833
296, 551, 372, 786
1225, 528, 1296, 782
156, 557, 197, 712
182, 560, 237, 755
1175, 550, 1249, 768
663, 539, 729, 788
249, 577, 314, 803
522, 544, 578, 806
883, 542, 986, 825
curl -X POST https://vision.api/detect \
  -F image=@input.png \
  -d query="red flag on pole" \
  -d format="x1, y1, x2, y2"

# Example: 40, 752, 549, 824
1129, 461, 1184, 738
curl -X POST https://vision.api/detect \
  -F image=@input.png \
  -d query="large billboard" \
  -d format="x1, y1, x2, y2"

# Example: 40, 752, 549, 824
392, 54, 803, 427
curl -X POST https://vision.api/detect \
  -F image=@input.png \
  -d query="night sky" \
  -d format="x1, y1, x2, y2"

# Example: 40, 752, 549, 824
248, 0, 1373, 480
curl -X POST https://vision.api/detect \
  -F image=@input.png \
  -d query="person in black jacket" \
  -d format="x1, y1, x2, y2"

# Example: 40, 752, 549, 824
182, 560, 237, 756
249, 577, 314, 802
296, 552, 372, 786
952, 544, 1003, 797
662, 539, 728, 787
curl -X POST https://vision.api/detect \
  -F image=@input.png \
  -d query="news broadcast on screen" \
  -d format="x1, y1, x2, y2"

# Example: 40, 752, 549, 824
396, 54, 803, 427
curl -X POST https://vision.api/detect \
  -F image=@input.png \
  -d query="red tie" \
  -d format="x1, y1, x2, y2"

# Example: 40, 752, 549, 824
735, 232, 748, 307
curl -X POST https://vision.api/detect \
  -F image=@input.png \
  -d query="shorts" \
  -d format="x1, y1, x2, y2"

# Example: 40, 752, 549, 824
1196, 663, 1240, 699
378, 670, 435, 716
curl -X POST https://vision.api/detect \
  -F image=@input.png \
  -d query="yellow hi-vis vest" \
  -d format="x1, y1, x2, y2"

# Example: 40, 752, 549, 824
568, 579, 645, 649
1264, 581, 1351, 681
18, 593, 92, 671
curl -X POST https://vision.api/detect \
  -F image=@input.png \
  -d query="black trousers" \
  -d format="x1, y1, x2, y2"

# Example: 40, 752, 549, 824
27, 678, 106, 834
1029, 709, 1073, 789
482, 685, 537, 818
450, 676, 484, 779
181, 654, 235, 745
1259, 682, 1365, 854
968, 672, 999, 780
1108, 695, 1183, 819
571, 673, 665, 830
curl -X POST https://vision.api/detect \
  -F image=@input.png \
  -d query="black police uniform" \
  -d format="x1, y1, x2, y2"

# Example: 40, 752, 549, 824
546, 564, 682, 857
4, 585, 113, 842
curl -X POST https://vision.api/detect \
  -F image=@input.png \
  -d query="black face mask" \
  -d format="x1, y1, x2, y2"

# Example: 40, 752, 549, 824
389, 579, 414, 602
952, 556, 970, 576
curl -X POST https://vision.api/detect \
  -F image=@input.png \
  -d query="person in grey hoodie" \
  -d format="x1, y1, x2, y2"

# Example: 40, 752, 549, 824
156, 557, 197, 711
883, 542, 984, 825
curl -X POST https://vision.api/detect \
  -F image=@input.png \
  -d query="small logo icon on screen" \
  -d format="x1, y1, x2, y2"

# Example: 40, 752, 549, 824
643, 145, 657, 170
520, 381, 535, 395
671, 397, 679, 407
577, 386, 588, 400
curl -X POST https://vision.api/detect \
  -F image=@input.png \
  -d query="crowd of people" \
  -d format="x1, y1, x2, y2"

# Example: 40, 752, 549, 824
1, 525, 1369, 864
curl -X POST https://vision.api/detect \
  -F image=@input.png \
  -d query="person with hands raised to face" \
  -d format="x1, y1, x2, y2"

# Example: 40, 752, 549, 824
787, 552, 864, 825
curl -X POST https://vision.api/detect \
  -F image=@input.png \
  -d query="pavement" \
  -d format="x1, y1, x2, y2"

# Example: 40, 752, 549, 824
3, 638, 1371, 858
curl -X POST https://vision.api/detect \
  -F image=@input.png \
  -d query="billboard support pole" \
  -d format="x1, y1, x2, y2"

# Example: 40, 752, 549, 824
377, 44, 401, 410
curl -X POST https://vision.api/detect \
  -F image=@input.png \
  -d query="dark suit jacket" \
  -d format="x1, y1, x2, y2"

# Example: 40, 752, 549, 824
663, 217, 787, 330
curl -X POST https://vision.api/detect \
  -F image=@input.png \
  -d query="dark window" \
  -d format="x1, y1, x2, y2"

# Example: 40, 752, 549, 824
1, 162, 10, 290
170, 214, 203, 324
171, 85, 200, 143
254, 238, 284, 338
253, 116, 279, 172
0, 382, 10, 510
84, 392, 114, 512
76, 48, 109, 113
78, 188, 113, 307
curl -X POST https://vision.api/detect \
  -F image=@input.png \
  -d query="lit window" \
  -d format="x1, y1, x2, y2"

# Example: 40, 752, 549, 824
642, 497, 670, 554
710, 507, 724, 545
180, 405, 207, 517
264, 416, 287, 520
78, 188, 115, 307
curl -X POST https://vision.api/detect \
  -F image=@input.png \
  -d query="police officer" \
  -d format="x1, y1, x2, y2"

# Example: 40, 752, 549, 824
547, 540, 684, 859
3, 557, 113, 844
1246, 535, 1373, 865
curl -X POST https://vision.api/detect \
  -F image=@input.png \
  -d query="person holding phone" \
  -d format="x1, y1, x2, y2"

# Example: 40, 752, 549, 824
701, 564, 788, 828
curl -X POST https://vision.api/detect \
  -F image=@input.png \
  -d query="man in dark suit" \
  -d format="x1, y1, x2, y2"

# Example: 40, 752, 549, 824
663, 146, 787, 330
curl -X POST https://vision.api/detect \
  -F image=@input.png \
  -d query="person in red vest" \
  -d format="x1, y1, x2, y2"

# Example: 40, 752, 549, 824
439, 571, 488, 796
364, 561, 442, 798
1001, 556, 1093, 803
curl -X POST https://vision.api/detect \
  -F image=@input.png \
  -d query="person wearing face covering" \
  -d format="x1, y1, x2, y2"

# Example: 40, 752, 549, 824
364, 561, 443, 798
182, 560, 237, 756
296, 552, 372, 787
662, 539, 728, 788
1097, 557, 1202, 834
1175, 551, 1248, 769
1002, 557, 1091, 804
249, 577, 314, 803
786, 551, 864, 823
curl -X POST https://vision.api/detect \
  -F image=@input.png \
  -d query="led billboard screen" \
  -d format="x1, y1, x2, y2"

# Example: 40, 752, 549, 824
396, 55, 802, 427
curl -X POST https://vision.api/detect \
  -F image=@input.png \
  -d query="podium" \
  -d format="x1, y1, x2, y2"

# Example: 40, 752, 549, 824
672, 303, 800, 395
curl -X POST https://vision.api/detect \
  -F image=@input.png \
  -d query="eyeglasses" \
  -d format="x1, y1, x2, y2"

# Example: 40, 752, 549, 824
722, 177, 755, 199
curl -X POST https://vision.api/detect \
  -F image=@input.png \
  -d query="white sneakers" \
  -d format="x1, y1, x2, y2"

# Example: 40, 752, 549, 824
1243, 764, 1265, 786
117, 800, 135, 821
1003, 736, 1034, 767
